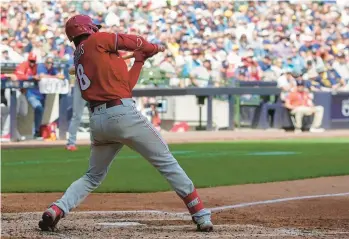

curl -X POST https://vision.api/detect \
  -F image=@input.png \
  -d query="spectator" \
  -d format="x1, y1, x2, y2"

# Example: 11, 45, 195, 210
158, 53, 180, 87
182, 48, 202, 79
277, 69, 296, 101
2, 50, 10, 62
14, 52, 38, 80
284, 80, 324, 133
316, 64, 346, 91
315, 66, 335, 91
305, 69, 322, 92
26, 57, 63, 139
238, 34, 250, 54
226, 45, 241, 69
1, 0, 348, 91
260, 56, 280, 81
289, 47, 306, 75
190, 59, 215, 87
5, 52, 38, 139
237, 55, 262, 82
332, 53, 349, 86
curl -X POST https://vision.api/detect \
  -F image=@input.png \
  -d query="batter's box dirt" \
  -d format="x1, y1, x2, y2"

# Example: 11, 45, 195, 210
2, 176, 349, 238
2, 208, 349, 239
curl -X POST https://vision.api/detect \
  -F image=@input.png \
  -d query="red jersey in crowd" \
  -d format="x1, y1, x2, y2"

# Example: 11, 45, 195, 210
15, 61, 37, 80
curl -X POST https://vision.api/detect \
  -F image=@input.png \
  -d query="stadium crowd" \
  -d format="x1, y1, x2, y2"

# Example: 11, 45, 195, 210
1, 0, 348, 88
1, 0, 349, 140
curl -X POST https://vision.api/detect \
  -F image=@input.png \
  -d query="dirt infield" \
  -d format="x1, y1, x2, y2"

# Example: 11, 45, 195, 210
2, 176, 349, 238
2, 129, 349, 149
2, 130, 349, 238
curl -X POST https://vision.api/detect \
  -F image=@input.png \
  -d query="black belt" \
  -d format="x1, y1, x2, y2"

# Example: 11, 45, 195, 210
90, 99, 123, 113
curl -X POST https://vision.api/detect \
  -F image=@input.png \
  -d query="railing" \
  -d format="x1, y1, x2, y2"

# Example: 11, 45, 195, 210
1, 78, 281, 141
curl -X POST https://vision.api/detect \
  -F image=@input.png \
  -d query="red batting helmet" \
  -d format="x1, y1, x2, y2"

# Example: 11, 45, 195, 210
27, 52, 37, 62
65, 15, 101, 42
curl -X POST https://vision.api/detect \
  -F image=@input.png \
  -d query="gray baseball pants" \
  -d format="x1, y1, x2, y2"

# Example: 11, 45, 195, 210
67, 82, 87, 146
54, 98, 210, 219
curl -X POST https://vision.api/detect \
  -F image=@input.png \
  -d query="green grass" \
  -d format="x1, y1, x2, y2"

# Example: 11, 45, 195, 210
1, 138, 349, 193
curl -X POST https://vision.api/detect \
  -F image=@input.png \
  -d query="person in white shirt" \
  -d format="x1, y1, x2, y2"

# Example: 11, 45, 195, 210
333, 53, 349, 83
158, 53, 181, 87
190, 60, 218, 87
277, 69, 297, 101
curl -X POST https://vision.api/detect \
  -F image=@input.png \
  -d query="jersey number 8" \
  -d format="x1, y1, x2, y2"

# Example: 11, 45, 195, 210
76, 64, 91, 90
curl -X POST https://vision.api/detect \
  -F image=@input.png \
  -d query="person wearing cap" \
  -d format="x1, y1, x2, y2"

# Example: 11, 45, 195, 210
314, 65, 340, 91
285, 80, 324, 133
0, 53, 37, 142
158, 52, 180, 87
14, 52, 39, 80
259, 56, 279, 81
181, 48, 202, 79
332, 53, 349, 87
226, 45, 241, 66
320, 61, 347, 91
189, 59, 216, 87
26, 56, 64, 139
94, 12, 105, 26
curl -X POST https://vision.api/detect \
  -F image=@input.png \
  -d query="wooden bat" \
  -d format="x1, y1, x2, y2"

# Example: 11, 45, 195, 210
69, 53, 135, 75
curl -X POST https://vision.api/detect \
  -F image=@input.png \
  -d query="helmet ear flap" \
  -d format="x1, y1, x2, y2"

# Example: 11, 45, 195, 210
92, 25, 99, 33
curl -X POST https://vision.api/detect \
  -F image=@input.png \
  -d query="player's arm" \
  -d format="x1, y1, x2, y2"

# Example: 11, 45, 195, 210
128, 50, 161, 90
54, 71, 65, 80
128, 51, 145, 90
98, 32, 164, 56
117, 33, 164, 55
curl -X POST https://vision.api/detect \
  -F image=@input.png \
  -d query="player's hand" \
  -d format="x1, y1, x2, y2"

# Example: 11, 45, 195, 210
143, 44, 165, 59
157, 45, 165, 52
133, 50, 146, 62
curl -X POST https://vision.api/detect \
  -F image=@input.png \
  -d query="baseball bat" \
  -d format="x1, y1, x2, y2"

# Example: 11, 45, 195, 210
69, 53, 135, 75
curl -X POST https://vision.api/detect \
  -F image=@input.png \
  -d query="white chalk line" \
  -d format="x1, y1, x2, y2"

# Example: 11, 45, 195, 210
210, 192, 349, 212
3, 192, 349, 217
3, 210, 186, 216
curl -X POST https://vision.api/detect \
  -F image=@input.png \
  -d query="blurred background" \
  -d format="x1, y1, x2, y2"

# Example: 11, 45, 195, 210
1, 0, 349, 142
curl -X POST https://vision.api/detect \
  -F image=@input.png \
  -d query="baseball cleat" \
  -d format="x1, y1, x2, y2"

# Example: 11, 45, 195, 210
65, 145, 78, 151
38, 205, 63, 232
196, 220, 214, 232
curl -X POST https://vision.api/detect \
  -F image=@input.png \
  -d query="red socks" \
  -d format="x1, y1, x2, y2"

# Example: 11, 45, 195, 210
182, 189, 204, 215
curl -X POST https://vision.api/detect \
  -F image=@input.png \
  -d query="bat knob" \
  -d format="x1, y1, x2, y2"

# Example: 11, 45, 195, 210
69, 67, 75, 75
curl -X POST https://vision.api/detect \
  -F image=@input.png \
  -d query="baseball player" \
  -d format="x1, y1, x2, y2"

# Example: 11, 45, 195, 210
65, 78, 87, 151
39, 15, 213, 232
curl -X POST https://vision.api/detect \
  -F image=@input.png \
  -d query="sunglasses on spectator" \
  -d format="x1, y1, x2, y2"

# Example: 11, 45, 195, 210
46, 61, 53, 64
29, 60, 36, 63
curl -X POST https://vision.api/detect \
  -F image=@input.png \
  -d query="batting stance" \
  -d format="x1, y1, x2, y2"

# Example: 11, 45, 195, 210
39, 15, 213, 232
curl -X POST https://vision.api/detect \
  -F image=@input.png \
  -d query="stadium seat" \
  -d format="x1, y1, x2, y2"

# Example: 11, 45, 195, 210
251, 99, 284, 129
